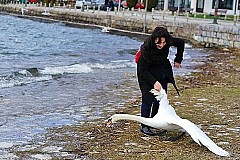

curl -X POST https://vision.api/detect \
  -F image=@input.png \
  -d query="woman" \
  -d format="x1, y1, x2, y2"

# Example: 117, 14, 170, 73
137, 26, 185, 136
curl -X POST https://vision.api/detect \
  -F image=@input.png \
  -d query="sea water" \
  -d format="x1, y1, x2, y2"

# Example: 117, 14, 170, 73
0, 14, 207, 157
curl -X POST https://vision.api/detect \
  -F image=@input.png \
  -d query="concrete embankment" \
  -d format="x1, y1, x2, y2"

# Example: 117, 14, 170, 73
0, 5, 239, 49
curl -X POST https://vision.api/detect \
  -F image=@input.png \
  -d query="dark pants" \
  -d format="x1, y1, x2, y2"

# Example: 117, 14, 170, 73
140, 73, 168, 128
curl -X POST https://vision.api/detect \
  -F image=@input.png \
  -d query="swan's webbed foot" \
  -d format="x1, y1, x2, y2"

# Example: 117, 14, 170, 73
165, 132, 186, 142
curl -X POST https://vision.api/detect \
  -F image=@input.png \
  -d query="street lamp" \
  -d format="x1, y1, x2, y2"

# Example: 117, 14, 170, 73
234, 0, 239, 25
118, 0, 121, 13
143, 0, 148, 32
177, 0, 180, 15
212, 0, 219, 24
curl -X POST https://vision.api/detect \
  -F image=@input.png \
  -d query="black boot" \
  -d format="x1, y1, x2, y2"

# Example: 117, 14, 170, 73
148, 126, 167, 136
140, 126, 156, 136
155, 129, 167, 136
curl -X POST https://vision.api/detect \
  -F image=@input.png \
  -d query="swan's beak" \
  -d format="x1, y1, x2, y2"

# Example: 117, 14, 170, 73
106, 118, 113, 128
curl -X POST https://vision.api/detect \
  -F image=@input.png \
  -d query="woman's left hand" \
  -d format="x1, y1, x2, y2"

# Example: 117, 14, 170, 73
174, 62, 181, 68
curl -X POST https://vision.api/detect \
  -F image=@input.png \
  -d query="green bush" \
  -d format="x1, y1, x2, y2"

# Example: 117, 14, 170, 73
42, 0, 56, 6
144, 0, 158, 11
126, 0, 138, 9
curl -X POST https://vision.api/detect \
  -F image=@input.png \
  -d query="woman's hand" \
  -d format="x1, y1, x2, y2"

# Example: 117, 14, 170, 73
174, 62, 181, 68
154, 81, 162, 91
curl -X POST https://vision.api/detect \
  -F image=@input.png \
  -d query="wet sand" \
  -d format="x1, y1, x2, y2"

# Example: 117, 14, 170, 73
14, 48, 240, 159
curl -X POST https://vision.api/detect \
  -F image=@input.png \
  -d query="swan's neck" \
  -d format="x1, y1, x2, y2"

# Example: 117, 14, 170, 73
159, 95, 169, 107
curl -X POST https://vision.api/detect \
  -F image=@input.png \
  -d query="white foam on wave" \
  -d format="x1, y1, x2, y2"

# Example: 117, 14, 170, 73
31, 154, 51, 160
89, 61, 135, 69
0, 75, 52, 89
40, 61, 135, 75
0, 142, 14, 148
185, 43, 192, 48
41, 63, 93, 75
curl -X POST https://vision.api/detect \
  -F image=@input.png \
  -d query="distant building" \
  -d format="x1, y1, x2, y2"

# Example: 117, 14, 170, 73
158, 0, 239, 15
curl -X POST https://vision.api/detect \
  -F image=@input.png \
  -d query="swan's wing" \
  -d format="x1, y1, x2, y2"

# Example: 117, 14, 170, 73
108, 114, 161, 128
151, 88, 229, 156
166, 117, 229, 157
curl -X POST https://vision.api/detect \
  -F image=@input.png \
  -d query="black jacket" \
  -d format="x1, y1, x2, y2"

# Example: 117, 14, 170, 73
137, 37, 184, 94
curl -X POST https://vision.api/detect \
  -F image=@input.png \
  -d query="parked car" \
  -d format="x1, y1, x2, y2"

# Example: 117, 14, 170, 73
94, 0, 105, 6
75, 0, 95, 9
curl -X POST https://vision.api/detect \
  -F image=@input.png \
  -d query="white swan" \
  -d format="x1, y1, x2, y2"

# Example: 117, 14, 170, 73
42, 9, 51, 16
107, 88, 230, 157
101, 27, 110, 33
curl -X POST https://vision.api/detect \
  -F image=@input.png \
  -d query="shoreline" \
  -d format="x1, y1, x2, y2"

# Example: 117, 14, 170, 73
1, 11, 237, 52
12, 48, 240, 159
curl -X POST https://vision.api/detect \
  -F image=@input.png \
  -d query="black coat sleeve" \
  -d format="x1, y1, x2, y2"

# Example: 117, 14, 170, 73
171, 37, 185, 63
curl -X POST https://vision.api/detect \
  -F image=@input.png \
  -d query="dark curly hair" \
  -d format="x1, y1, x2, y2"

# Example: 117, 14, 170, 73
141, 27, 172, 51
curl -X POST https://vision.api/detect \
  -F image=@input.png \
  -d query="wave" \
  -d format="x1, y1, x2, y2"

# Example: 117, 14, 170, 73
0, 61, 135, 89
40, 61, 134, 75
